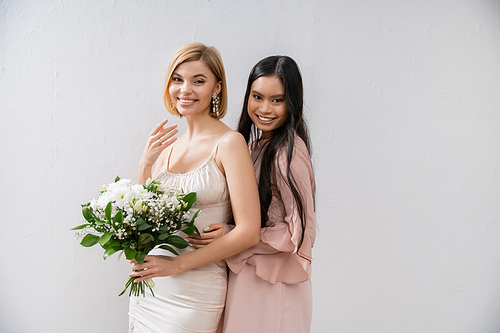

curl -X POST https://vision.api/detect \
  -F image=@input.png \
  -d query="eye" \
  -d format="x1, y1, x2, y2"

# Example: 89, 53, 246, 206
252, 94, 262, 100
194, 80, 205, 85
172, 77, 182, 83
272, 98, 284, 103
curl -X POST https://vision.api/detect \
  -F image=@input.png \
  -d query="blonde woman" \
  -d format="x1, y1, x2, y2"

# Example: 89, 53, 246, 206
128, 43, 260, 333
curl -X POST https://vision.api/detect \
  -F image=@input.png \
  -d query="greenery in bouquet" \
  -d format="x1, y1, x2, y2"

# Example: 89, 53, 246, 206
72, 177, 201, 297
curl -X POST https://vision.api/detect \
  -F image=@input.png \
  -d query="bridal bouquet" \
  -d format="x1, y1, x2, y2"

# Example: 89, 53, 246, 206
72, 177, 201, 297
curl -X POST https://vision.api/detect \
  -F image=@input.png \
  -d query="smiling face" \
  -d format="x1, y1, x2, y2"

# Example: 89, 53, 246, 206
247, 75, 288, 138
169, 60, 221, 117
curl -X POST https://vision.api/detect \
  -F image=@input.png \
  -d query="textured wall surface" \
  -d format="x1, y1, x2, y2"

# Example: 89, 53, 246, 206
1, 0, 500, 332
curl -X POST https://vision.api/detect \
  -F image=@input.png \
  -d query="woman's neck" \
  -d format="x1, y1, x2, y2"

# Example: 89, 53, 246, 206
183, 111, 220, 140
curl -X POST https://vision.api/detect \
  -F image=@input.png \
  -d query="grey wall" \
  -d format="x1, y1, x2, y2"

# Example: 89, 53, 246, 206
1, 0, 500, 332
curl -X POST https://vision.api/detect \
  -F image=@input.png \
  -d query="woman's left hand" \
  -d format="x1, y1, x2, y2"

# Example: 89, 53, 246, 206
187, 223, 225, 248
129, 255, 181, 283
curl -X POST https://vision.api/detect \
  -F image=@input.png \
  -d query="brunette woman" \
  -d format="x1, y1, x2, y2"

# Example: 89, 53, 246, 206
192, 55, 316, 333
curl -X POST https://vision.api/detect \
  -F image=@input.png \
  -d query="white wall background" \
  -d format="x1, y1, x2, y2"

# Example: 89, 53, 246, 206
1, 0, 499, 332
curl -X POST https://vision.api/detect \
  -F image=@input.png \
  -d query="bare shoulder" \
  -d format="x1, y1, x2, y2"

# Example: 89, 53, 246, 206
216, 131, 252, 170
218, 131, 248, 152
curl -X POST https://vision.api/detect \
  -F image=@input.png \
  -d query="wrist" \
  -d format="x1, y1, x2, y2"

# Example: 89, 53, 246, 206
172, 255, 186, 274
139, 159, 154, 170
138, 162, 153, 180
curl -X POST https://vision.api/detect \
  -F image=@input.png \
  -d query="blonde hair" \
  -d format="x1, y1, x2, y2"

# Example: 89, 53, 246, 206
163, 42, 228, 119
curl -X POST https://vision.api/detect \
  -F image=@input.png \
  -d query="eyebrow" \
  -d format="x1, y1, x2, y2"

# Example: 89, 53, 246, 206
173, 72, 208, 79
251, 90, 285, 98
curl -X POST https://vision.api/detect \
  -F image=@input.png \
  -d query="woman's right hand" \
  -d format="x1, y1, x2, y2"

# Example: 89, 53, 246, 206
140, 119, 178, 168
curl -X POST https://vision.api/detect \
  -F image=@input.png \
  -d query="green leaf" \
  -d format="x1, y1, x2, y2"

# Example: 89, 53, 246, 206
135, 218, 146, 226
124, 247, 137, 260
102, 238, 120, 250
108, 239, 122, 248
82, 207, 94, 223
159, 225, 171, 232
182, 192, 197, 211
158, 232, 170, 240
103, 247, 120, 260
114, 210, 124, 223
105, 202, 113, 221
191, 209, 202, 222
166, 235, 188, 249
159, 245, 179, 256
71, 223, 88, 230
138, 222, 151, 231
138, 233, 154, 245
94, 220, 106, 226
135, 251, 146, 264
99, 232, 113, 246
182, 225, 196, 237
115, 176, 121, 182
80, 234, 100, 247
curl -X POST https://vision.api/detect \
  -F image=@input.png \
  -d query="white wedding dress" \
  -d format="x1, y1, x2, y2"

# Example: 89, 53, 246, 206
129, 132, 233, 333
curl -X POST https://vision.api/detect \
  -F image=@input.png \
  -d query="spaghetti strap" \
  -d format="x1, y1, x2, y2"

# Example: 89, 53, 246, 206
214, 131, 234, 151
212, 131, 235, 157
166, 141, 176, 172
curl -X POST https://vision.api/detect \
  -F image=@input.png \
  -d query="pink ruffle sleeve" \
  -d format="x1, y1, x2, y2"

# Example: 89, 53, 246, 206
225, 137, 316, 284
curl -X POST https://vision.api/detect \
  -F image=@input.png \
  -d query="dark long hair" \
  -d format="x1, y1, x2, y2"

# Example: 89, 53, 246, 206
237, 55, 313, 249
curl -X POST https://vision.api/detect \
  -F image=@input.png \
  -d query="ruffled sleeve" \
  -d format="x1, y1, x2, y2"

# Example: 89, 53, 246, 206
225, 138, 316, 284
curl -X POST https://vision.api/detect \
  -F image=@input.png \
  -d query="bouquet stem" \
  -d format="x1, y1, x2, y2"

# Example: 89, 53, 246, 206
119, 276, 155, 297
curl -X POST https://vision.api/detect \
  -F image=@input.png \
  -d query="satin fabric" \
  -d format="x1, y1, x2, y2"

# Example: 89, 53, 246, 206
129, 132, 233, 333
223, 136, 316, 333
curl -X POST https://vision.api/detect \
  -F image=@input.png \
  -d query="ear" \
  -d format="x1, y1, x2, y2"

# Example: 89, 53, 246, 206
214, 81, 222, 95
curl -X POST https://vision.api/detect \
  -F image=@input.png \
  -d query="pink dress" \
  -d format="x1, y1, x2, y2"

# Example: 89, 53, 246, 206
223, 137, 316, 333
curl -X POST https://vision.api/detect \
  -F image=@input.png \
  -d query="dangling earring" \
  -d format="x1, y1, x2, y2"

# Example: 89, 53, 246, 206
212, 93, 220, 117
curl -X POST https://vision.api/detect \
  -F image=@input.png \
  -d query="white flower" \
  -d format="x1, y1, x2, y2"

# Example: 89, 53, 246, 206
99, 184, 108, 193
157, 182, 168, 193
170, 196, 180, 207
114, 191, 128, 209
132, 201, 143, 214
89, 198, 98, 211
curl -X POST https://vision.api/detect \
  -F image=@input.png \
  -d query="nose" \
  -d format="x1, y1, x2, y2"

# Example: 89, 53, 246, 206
180, 81, 193, 94
259, 100, 272, 114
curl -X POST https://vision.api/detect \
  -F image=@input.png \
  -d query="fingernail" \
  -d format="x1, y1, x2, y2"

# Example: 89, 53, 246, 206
203, 227, 210, 232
